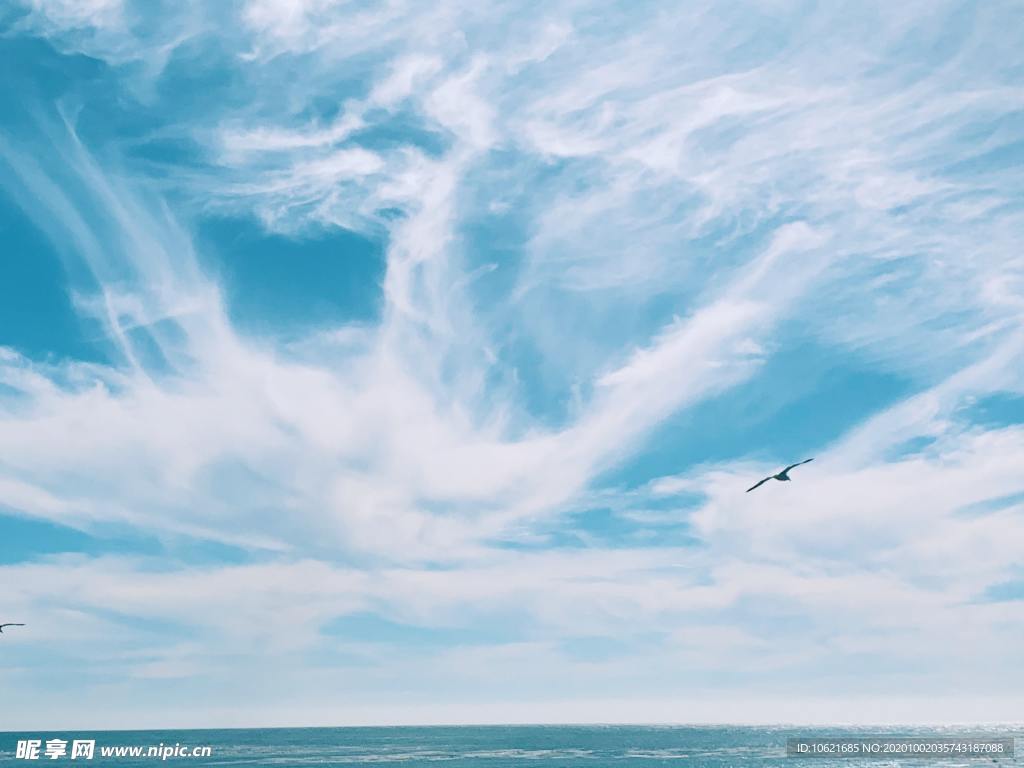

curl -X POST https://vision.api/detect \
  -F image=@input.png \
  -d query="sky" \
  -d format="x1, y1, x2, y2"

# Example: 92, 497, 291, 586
0, 0, 1023, 729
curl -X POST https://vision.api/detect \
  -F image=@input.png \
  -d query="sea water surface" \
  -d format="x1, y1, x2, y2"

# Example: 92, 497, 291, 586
0, 725, 1020, 767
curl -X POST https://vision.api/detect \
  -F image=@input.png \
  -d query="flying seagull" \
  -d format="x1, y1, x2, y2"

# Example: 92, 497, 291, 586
0, 623, 25, 634
746, 459, 814, 493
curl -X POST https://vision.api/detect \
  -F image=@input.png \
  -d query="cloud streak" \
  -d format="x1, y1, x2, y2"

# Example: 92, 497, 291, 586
1, 0, 1023, 727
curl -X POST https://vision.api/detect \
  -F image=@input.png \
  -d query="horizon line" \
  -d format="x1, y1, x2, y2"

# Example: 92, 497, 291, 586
3, 721, 1022, 735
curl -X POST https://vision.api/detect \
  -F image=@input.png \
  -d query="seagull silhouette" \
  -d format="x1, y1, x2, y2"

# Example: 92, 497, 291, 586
746, 459, 814, 493
0, 623, 25, 634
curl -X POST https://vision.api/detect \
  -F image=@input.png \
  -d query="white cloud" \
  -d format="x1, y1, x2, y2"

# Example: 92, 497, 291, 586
2, 0, 1023, 727
22, 0, 124, 30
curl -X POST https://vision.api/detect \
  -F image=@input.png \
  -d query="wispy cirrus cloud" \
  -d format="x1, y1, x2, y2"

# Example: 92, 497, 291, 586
0, 0, 1022, 727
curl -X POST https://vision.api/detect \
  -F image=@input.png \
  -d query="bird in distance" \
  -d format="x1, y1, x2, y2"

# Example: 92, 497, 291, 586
0, 623, 25, 634
746, 459, 814, 493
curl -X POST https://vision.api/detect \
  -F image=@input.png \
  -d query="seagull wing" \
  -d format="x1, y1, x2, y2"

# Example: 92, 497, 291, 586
0, 623, 25, 628
781, 458, 814, 474
746, 476, 773, 493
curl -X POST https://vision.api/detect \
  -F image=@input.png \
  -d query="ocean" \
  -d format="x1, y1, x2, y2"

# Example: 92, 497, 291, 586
0, 725, 1020, 767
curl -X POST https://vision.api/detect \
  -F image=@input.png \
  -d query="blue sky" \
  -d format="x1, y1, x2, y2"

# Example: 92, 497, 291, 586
0, 0, 1023, 728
